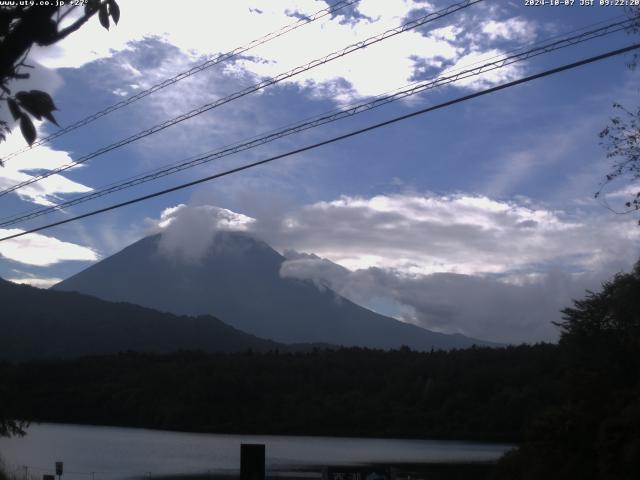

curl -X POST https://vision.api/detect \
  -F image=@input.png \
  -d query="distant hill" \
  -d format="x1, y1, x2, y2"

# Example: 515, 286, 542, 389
0, 278, 287, 361
53, 232, 491, 350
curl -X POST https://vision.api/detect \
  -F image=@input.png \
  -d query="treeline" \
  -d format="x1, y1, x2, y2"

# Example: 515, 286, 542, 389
0, 344, 562, 442
494, 263, 640, 480
3, 263, 640, 478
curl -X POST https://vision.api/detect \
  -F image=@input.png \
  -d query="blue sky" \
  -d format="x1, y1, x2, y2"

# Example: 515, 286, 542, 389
0, 0, 639, 343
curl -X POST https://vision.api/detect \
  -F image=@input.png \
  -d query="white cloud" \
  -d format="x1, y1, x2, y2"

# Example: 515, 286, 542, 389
263, 192, 625, 276
32, 0, 348, 68
0, 124, 92, 206
0, 229, 99, 266
6, 276, 64, 288
481, 17, 536, 42
1, 1, 542, 198
151, 192, 639, 280
30, 0, 534, 104
145, 192, 638, 343
0, 60, 88, 206
155, 203, 255, 231
604, 183, 640, 200
357, 0, 427, 22
279, 254, 610, 343
429, 25, 462, 43
600, 181, 640, 213
149, 204, 255, 262
444, 48, 525, 90
0, 2, 546, 208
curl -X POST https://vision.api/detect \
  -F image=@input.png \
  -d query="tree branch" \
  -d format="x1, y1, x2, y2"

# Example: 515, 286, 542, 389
42, 1, 108, 45
57, 5, 78, 24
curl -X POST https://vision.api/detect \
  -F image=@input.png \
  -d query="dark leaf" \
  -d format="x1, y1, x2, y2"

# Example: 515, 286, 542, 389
98, 4, 110, 30
33, 18, 58, 45
0, 15, 10, 38
15, 90, 57, 123
85, 0, 100, 15
19, 115, 36, 146
108, 0, 120, 24
43, 111, 59, 127
7, 98, 22, 120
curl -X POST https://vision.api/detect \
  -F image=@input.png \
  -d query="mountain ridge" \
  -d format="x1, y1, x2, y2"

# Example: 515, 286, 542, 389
53, 231, 493, 350
0, 277, 299, 360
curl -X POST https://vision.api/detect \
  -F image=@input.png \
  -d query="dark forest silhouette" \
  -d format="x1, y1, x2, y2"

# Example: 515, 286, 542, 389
494, 262, 640, 479
0, 345, 561, 442
2, 262, 640, 479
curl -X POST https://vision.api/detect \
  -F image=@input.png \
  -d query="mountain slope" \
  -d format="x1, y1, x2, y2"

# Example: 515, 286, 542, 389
53, 232, 490, 350
0, 278, 285, 361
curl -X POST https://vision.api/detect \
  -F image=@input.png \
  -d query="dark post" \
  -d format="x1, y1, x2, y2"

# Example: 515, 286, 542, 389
55, 463, 63, 480
240, 444, 265, 480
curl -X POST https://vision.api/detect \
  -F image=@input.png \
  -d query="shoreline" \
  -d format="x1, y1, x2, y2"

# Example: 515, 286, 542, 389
139, 462, 500, 480
17, 421, 519, 446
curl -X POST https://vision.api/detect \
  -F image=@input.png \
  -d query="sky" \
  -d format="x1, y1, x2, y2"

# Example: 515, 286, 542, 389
0, 0, 639, 344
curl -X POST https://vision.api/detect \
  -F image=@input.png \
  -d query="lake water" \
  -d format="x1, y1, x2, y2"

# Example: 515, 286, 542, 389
0, 424, 512, 480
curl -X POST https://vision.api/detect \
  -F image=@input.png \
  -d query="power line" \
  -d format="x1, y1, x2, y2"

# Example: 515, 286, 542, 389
0, 0, 360, 164
0, 0, 484, 197
0, 16, 632, 229
432, 12, 630, 80
1, 42, 638, 243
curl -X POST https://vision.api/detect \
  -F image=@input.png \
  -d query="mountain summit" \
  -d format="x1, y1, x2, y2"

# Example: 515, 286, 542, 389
53, 232, 489, 350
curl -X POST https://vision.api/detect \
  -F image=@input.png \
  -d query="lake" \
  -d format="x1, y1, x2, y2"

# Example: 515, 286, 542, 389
0, 424, 512, 480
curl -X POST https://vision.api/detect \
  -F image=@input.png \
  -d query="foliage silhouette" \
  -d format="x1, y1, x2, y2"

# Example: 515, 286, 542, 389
494, 262, 640, 479
0, 344, 563, 442
0, 0, 120, 159
3, 265, 640, 478
596, 6, 640, 220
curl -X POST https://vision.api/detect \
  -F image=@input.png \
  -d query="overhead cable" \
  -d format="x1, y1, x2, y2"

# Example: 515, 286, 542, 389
0, 0, 484, 197
0, 0, 360, 163
1, 42, 638, 243
0, 16, 633, 228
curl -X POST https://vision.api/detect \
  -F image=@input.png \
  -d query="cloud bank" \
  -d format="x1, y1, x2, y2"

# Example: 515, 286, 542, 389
148, 191, 639, 343
0, 229, 99, 267
280, 252, 608, 343
150, 203, 255, 262
33, 0, 537, 102
261, 193, 638, 276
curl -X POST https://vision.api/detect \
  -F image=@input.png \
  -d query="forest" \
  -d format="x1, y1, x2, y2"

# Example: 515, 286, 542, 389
1, 262, 639, 480
0, 344, 561, 442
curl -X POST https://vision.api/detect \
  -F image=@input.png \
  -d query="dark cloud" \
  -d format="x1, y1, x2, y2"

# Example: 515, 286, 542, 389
280, 254, 616, 344
152, 192, 640, 344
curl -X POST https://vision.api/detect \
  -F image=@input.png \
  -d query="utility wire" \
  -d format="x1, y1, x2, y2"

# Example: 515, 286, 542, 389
0, 20, 631, 227
0, 17, 632, 229
0, 0, 484, 197
0, 0, 360, 163
1, 42, 638, 243
3, 11, 625, 216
